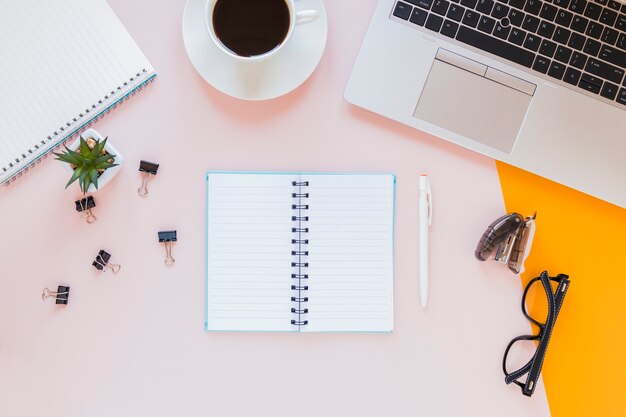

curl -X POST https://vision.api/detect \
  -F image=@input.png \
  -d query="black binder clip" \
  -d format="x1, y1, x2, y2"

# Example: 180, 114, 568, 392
92, 250, 121, 274
158, 230, 177, 265
475, 212, 537, 274
42, 285, 70, 304
138, 160, 159, 197
75, 196, 97, 224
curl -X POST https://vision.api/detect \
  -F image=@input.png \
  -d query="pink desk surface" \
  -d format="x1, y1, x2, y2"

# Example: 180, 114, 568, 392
0, 1, 552, 416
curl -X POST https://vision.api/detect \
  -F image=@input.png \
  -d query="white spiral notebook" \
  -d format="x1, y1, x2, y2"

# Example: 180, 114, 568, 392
0, 0, 155, 185
205, 172, 395, 332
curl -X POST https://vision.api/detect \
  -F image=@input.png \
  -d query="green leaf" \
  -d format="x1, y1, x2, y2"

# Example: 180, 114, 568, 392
54, 149, 80, 165
90, 169, 99, 190
97, 137, 108, 155
78, 167, 89, 190
65, 166, 82, 189
93, 154, 112, 166
81, 174, 93, 194
95, 162, 118, 170
79, 137, 91, 157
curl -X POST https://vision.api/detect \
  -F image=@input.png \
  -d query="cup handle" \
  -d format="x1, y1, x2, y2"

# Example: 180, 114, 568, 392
295, 10, 319, 25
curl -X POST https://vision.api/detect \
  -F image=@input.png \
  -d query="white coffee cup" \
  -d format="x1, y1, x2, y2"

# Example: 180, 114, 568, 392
206, 0, 318, 63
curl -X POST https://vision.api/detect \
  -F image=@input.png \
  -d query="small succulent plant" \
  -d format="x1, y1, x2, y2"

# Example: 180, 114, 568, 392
54, 136, 118, 193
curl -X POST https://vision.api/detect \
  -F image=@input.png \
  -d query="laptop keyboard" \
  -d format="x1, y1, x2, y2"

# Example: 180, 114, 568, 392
392, 0, 626, 107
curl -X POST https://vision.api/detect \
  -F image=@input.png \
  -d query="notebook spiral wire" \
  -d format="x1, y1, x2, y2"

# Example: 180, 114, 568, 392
2, 69, 156, 186
291, 180, 310, 326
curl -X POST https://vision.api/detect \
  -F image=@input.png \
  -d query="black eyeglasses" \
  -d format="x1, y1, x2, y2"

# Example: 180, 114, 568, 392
503, 271, 570, 397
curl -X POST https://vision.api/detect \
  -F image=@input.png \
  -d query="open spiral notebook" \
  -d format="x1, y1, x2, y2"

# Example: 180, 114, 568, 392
0, 0, 155, 185
205, 172, 396, 332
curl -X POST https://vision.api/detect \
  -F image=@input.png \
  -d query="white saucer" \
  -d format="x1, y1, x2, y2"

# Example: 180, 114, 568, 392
182, 0, 328, 101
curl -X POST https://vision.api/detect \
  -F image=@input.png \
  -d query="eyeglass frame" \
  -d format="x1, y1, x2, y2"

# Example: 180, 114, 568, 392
502, 271, 570, 397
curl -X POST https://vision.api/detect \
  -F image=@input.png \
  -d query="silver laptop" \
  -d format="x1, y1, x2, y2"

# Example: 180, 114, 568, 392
345, 0, 626, 208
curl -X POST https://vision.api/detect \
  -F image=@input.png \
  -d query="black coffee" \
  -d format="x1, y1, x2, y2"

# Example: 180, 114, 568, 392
213, 0, 290, 57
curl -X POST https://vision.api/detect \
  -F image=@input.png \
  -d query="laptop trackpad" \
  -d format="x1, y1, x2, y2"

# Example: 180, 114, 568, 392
414, 52, 534, 154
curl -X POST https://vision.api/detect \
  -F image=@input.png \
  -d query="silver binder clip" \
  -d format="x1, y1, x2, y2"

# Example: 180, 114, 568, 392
92, 250, 121, 274
158, 230, 177, 265
42, 285, 70, 304
138, 160, 159, 197
75, 196, 97, 224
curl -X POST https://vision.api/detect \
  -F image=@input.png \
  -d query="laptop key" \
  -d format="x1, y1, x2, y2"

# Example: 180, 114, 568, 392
494, 22, 512, 38
522, 15, 540, 31
539, 39, 558, 56
510, 27, 527, 45
540, 3, 558, 20
608, 0, 621, 10
425, 13, 445, 31
524, 33, 542, 50
432, 0, 451, 15
617, 88, 626, 105
596, 0, 607, 5
563, 66, 582, 84
571, 16, 589, 33
569, 51, 588, 68
585, 57, 625, 83
509, 0, 526, 9
524, 0, 543, 15
463, 10, 481, 27
548, 61, 567, 79
476, 0, 495, 14
581, 72, 603, 86
602, 27, 619, 44
440, 19, 460, 36
579, 80, 602, 93
579, 73, 603, 93
538, 21, 556, 38
447, 4, 466, 21
568, 0, 587, 14
455, 25, 535, 66
492, 3, 510, 18
568, 32, 587, 50
509, 9, 525, 25
407, 0, 433, 9
583, 3, 602, 20
599, 45, 626, 67
586, 22, 604, 39
553, 27, 572, 44
410, 7, 429, 25
478, 15, 497, 32
533, 56, 552, 72
555, 9, 574, 26
600, 8, 618, 26
600, 81, 619, 99
555, 45, 574, 62
617, 33, 625, 50
393, 2, 413, 19
583, 38, 601, 55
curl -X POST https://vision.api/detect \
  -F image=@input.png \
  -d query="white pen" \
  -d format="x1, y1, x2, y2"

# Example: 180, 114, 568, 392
419, 174, 432, 308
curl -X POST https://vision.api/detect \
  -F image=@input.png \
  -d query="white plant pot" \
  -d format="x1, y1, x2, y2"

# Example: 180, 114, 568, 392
62, 128, 124, 193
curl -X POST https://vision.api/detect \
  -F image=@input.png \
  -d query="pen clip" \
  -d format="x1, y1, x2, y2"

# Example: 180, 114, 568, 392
426, 182, 432, 226
420, 175, 432, 226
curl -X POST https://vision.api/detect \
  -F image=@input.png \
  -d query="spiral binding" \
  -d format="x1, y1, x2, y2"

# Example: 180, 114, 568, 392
2, 69, 157, 187
291, 180, 310, 327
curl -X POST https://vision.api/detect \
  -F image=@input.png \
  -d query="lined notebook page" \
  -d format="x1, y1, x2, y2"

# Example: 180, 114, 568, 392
304, 174, 394, 332
206, 172, 395, 332
206, 173, 296, 331
0, 0, 154, 182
